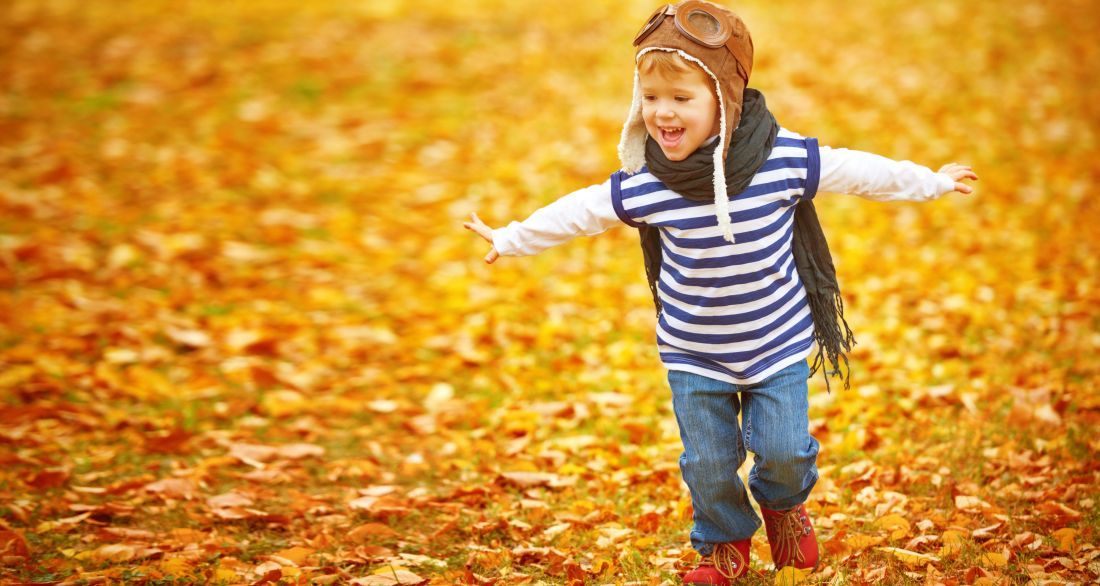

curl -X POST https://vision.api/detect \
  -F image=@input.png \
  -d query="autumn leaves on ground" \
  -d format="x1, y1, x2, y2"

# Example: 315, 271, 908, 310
1, 0, 1098, 584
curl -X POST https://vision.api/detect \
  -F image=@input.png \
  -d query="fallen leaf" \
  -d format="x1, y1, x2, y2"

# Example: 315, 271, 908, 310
845, 534, 885, 550
272, 546, 313, 565
774, 566, 809, 585
351, 567, 427, 585
207, 491, 255, 508
144, 478, 198, 500
874, 513, 911, 540
348, 523, 399, 543
980, 552, 1008, 567
878, 546, 940, 566
1052, 527, 1077, 553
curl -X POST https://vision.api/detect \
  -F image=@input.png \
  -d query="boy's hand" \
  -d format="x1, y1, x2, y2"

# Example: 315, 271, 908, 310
463, 212, 500, 264
938, 163, 979, 195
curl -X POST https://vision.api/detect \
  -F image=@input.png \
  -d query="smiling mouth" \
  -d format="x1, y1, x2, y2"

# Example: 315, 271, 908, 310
660, 127, 685, 142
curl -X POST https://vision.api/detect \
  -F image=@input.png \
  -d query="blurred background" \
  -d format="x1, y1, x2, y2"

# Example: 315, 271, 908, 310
1, 0, 1097, 582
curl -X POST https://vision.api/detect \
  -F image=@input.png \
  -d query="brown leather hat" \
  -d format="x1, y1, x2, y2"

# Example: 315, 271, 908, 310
618, 1, 754, 242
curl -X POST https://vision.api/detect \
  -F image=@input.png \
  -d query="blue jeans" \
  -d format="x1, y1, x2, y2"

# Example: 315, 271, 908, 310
668, 360, 819, 555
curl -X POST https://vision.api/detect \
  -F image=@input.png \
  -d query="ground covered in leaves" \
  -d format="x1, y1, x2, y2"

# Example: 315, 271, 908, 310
1, 0, 1099, 584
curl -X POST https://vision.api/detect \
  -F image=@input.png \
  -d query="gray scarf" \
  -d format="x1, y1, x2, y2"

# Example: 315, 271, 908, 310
640, 88, 855, 389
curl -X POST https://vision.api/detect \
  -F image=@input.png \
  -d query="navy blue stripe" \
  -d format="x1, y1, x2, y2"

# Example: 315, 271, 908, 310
773, 136, 807, 148
621, 180, 672, 200
661, 251, 790, 288
758, 156, 808, 173
610, 171, 643, 228
804, 138, 820, 201
635, 198, 784, 231
626, 177, 806, 223
661, 221, 793, 269
664, 206, 794, 248
731, 177, 807, 200
657, 314, 814, 364
660, 258, 800, 307
629, 193, 707, 218
658, 255, 797, 307
660, 281, 805, 325
658, 299, 810, 345
660, 334, 813, 379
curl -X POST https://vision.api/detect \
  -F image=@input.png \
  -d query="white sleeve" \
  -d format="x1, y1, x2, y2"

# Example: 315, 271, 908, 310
491, 179, 622, 257
818, 145, 956, 202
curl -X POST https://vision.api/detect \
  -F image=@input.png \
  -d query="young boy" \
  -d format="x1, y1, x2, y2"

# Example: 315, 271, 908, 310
464, 1, 976, 583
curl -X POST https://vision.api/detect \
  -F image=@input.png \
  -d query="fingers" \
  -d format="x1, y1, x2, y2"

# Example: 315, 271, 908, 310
939, 163, 979, 180
463, 212, 494, 243
462, 213, 500, 263
938, 163, 978, 195
958, 169, 979, 181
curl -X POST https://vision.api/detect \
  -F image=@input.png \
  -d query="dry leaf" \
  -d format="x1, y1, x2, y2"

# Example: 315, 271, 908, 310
351, 568, 428, 585
878, 546, 941, 566
144, 478, 198, 500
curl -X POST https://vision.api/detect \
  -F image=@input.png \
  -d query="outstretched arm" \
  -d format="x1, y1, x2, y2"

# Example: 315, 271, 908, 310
818, 146, 978, 201
463, 179, 621, 264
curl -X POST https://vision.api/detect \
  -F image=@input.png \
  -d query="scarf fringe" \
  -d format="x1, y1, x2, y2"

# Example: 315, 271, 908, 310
806, 288, 856, 392
640, 226, 664, 317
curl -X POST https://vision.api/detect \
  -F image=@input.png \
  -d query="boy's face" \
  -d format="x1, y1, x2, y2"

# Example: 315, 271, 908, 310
639, 64, 720, 162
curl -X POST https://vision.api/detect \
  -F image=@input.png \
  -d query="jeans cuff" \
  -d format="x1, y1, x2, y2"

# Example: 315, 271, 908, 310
754, 470, 819, 511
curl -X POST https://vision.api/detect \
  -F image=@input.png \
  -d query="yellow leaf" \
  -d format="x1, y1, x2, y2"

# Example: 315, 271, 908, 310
874, 513, 911, 540
212, 567, 239, 583
127, 365, 172, 398
774, 566, 809, 585
846, 533, 885, 550
557, 462, 588, 475
570, 499, 597, 514
940, 529, 967, 556
273, 546, 313, 565
308, 286, 349, 307
633, 536, 658, 549
1052, 527, 1077, 553
878, 546, 940, 566
261, 389, 310, 418
505, 460, 540, 472
591, 557, 614, 575
158, 557, 191, 575
980, 552, 1007, 567
0, 365, 36, 387
372, 564, 410, 575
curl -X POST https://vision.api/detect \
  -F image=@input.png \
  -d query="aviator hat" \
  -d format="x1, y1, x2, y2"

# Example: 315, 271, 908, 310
618, 0, 755, 242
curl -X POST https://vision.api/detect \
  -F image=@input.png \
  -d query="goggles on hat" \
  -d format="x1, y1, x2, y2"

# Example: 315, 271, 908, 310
633, 1, 749, 83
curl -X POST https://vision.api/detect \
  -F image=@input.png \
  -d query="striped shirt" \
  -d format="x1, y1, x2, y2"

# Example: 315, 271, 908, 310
491, 128, 956, 384
611, 130, 819, 383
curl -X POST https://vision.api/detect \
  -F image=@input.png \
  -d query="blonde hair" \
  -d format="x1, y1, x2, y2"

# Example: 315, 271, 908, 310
637, 50, 696, 76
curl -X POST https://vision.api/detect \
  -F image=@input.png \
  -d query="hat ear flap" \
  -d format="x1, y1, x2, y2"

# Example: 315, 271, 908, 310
618, 69, 648, 173
713, 103, 735, 244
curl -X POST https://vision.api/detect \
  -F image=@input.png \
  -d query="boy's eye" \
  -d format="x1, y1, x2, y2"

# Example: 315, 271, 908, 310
642, 95, 656, 101
675, 96, 691, 102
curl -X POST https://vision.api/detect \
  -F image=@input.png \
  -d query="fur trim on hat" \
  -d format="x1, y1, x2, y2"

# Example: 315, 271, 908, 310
619, 47, 735, 243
